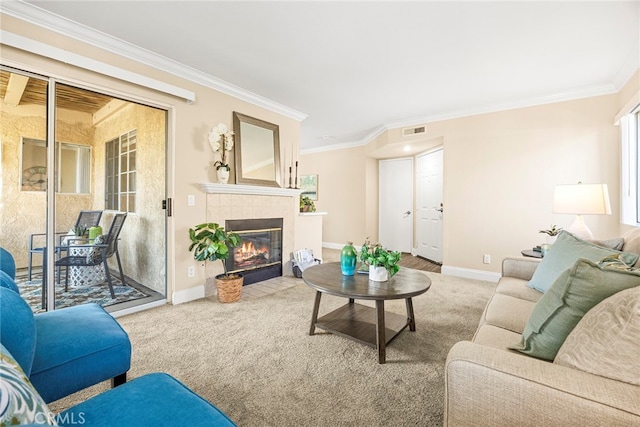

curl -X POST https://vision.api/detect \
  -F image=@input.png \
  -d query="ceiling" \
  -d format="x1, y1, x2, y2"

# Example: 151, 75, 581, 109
13, 1, 640, 151
0, 70, 114, 113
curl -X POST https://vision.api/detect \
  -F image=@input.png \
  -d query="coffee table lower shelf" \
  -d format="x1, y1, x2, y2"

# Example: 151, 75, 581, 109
314, 302, 410, 350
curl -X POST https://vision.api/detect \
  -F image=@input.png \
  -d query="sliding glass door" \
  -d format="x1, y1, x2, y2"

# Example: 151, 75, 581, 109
1, 65, 167, 312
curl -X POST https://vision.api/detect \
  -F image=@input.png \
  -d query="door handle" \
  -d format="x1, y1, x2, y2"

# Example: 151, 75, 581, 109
436, 203, 443, 213
403, 210, 411, 217
435, 208, 443, 213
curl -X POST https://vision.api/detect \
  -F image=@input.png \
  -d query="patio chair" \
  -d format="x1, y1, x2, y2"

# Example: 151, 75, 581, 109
27, 210, 103, 281
55, 213, 127, 298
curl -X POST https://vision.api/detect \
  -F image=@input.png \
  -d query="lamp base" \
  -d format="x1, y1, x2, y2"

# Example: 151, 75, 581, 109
568, 215, 593, 240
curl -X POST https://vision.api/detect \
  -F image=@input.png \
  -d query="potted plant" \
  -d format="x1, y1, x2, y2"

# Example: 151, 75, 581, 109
188, 222, 243, 303
539, 225, 562, 244
360, 238, 401, 282
300, 195, 316, 212
207, 123, 234, 184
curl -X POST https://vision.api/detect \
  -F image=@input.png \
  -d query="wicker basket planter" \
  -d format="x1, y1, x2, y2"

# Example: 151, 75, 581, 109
215, 273, 243, 303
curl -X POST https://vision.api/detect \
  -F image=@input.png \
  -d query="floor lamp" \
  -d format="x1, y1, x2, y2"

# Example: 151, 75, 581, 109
552, 183, 611, 240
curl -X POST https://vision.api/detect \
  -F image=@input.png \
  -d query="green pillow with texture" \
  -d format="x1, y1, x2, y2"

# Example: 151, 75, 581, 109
527, 231, 638, 293
511, 258, 640, 361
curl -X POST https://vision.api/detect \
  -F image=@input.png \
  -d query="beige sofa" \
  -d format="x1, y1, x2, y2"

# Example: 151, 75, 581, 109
444, 229, 640, 426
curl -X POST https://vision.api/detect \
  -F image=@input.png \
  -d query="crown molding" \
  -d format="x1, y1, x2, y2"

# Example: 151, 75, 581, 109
1, 1, 308, 122
305, 81, 622, 154
611, 40, 640, 91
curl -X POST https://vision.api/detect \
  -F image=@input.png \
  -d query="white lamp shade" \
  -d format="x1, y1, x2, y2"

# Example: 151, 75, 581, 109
553, 183, 611, 215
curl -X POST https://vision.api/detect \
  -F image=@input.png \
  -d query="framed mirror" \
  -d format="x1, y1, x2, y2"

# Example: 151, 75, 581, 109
233, 112, 281, 187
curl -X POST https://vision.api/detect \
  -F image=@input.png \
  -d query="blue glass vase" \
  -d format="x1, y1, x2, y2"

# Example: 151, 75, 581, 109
341, 242, 357, 276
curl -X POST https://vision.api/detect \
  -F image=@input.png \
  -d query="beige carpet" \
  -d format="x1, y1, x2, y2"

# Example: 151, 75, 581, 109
50, 271, 496, 426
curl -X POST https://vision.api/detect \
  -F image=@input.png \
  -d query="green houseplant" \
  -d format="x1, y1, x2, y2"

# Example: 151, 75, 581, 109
539, 224, 562, 245
360, 238, 401, 282
188, 222, 243, 302
300, 195, 316, 212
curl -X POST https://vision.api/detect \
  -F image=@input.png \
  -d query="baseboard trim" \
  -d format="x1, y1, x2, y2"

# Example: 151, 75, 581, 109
322, 242, 344, 250
172, 285, 205, 305
441, 266, 501, 283
111, 299, 166, 318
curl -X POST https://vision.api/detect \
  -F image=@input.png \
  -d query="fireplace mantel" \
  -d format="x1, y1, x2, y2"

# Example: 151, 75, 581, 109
199, 183, 301, 197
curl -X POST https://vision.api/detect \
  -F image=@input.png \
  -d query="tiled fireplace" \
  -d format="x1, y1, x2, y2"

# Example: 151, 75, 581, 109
225, 217, 283, 285
200, 183, 299, 296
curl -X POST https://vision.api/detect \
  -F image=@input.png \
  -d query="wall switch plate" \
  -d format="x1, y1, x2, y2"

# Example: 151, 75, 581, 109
483, 254, 491, 264
187, 266, 195, 277
187, 195, 195, 206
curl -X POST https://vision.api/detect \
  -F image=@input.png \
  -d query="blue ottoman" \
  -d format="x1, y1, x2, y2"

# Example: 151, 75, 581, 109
60, 372, 236, 426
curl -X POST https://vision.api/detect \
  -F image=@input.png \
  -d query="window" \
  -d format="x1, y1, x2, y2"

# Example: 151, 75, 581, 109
20, 138, 91, 193
620, 108, 640, 226
105, 129, 136, 213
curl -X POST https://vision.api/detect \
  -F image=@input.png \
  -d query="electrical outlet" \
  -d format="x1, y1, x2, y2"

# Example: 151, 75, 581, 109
483, 254, 491, 264
187, 266, 195, 277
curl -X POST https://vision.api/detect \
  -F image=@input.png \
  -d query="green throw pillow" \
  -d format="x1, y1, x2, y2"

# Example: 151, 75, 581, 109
511, 258, 640, 361
0, 344, 57, 426
527, 231, 638, 293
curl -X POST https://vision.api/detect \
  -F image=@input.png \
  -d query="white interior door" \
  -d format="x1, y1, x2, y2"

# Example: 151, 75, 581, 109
416, 149, 443, 263
379, 158, 413, 252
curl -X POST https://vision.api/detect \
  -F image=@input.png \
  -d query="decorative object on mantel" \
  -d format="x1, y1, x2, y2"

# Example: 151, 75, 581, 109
360, 238, 401, 282
288, 160, 300, 189
208, 123, 234, 184
233, 112, 281, 188
300, 174, 318, 201
188, 222, 243, 303
300, 195, 316, 213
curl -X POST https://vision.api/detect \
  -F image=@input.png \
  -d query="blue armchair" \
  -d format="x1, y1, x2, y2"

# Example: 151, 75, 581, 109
0, 273, 234, 426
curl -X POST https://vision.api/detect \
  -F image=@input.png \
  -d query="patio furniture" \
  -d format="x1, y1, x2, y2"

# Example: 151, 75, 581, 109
54, 213, 127, 299
27, 210, 103, 280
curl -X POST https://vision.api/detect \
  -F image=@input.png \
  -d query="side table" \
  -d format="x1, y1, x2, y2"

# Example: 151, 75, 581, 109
521, 249, 542, 258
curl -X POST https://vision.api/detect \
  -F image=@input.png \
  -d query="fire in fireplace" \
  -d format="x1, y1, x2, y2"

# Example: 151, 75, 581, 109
225, 218, 283, 285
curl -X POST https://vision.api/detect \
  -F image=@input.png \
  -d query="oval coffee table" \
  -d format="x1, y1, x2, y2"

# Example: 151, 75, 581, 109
302, 262, 431, 364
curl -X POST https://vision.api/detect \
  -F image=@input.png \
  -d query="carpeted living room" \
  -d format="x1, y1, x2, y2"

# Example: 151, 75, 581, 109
44, 253, 497, 426
1, 1, 640, 426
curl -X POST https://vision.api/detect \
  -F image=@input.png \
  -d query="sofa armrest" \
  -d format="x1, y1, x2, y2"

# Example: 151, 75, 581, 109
445, 341, 640, 426
501, 257, 541, 281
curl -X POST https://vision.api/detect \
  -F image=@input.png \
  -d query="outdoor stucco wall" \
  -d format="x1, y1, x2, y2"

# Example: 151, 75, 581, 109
0, 100, 96, 268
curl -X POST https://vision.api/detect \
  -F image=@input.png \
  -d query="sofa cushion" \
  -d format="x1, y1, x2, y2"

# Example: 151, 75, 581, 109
482, 293, 536, 334
495, 277, 543, 302
60, 372, 236, 426
554, 286, 640, 385
0, 344, 57, 426
473, 324, 525, 353
589, 237, 624, 251
511, 258, 640, 361
621, 227, 640, 267
527, 231, 638, 293
0, 247, 16, 279
0, 287, 36, 377
30, 303, 131, 403
0, 270, 19, 293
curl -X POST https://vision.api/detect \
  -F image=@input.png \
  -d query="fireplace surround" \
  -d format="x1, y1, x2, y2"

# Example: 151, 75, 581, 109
225, 218, 283, 285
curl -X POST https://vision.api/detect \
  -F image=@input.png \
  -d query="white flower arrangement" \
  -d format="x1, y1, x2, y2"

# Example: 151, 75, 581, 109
208, 123, 234, 170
